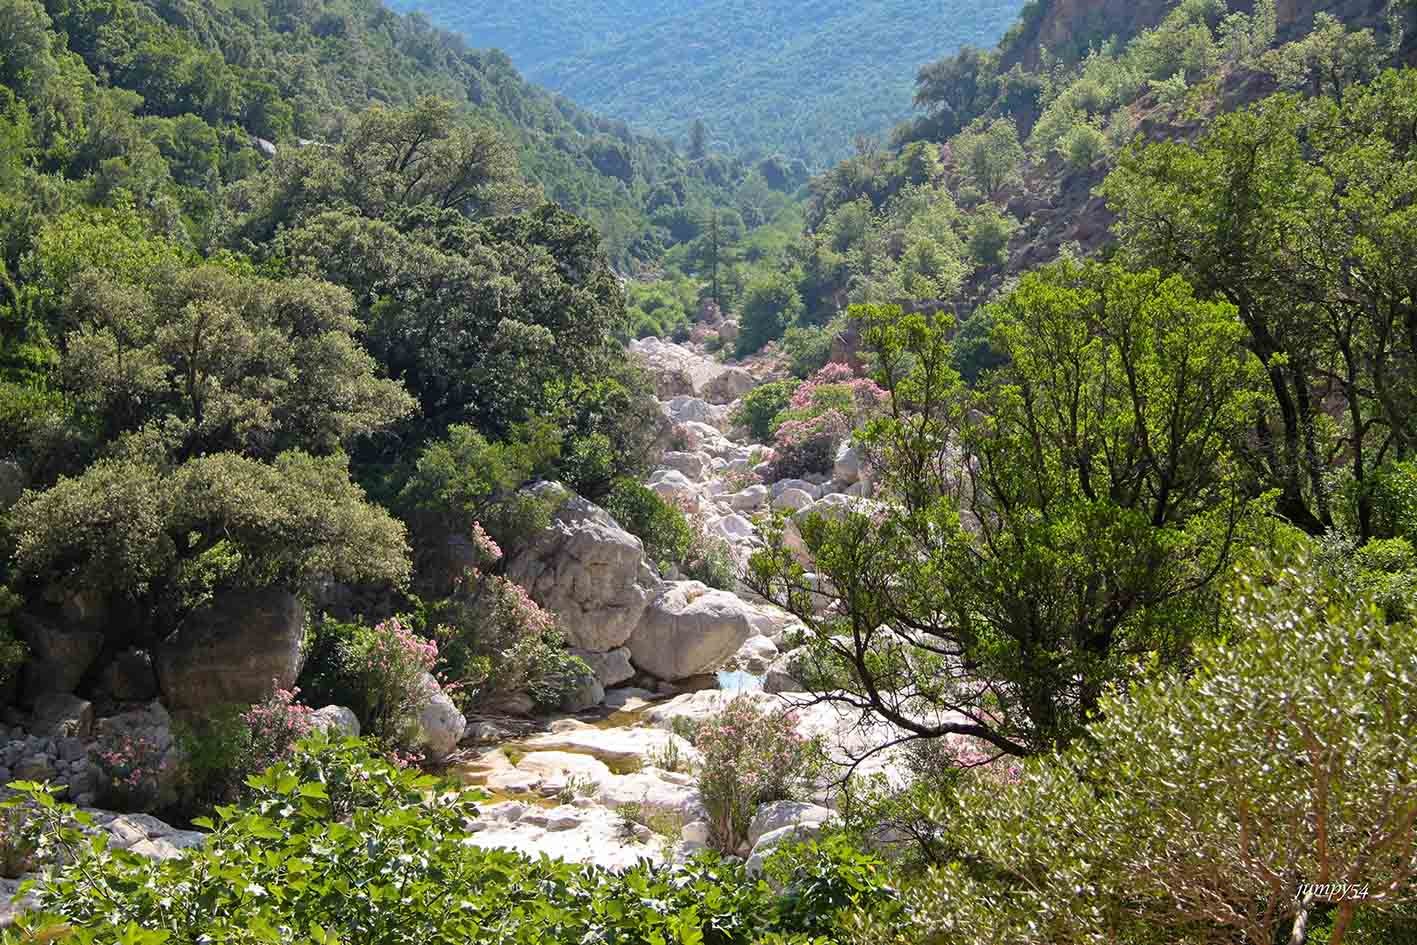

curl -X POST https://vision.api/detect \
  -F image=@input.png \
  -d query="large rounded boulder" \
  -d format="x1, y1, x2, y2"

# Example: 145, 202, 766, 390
156, 589, 305, 711
506, 486, 658, 653
628, 582, 760, 681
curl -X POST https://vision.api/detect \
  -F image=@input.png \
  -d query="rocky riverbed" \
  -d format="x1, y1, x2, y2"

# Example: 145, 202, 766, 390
1, 333, 908, 923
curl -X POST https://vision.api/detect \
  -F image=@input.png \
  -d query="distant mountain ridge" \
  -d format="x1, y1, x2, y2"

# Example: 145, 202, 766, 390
388, 0, 1028, 164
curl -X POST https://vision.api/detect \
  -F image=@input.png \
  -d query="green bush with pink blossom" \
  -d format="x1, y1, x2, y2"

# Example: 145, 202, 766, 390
353, 617, 439, 744
176, 686, 316, 813
692, 697, 824, 854
92, 733, 171, 812
765, 364, 886, 480
428, 522, 589, 711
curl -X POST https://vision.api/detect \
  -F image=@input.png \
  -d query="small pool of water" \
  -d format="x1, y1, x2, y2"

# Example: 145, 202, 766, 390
716, 670, 764, 692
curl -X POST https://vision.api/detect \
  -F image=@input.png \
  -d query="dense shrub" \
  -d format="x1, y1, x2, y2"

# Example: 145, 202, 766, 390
604, 477, 694, 567
175, 688, 313, 813
416, 520, 589, 711
1059, 120, 1108, 168
966, 205, 1017, 265
301, 617, 438, 748
781, 324, 837, 379
0, 589, 28, 691
736, 271, 804, 356
1369, 460, 1417, 540
849, 552, 1417, 945
682, 525, 739, 590
693, 697, 822, 853
243, 687, 314, 773
766, 836, 902, 938
430, 575, 587, 711
173, 707, 254, 812
398, 419, 562, 561
732, 379, 797, 441
353, 617, 438, 745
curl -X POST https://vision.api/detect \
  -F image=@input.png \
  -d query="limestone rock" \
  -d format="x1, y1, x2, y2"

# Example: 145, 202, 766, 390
506, 486, 657, 653
630, 337, 733, 401
704, 513, 756, 547
96, 648, 158, 703
516, 725, 698, 771
729, 635, 779, 675
748, 800, 837, 848
30, 693, 93, 738
16, 616, 103, 704
572, 647, 636, 688
414, 672, 465, 762
647, 469, 702, 512
724, 484, 769, 512
558, 668, 606, 713
834, 442, 863, 484
770, 478, 822, 500
484, 692, 535, 716
662, 396, 731, 430
771, 487, 815, 512
309, 705, 360, 738
659, 451, 714, 482
746, 819, 832, 874
701, 367, 755, 404
764, 647, 810, 694
628, 582, 760, 681
156, 589, 305, 711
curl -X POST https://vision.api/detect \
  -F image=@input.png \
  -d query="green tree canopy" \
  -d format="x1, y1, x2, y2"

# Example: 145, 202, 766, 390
9, 450, 410, 639
1103, 71, 1417, 539
750, 260, 1264, 756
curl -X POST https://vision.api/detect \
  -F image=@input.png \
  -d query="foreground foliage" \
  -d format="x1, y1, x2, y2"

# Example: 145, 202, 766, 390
3, 737, 881, 945
845, 552, 1417, 945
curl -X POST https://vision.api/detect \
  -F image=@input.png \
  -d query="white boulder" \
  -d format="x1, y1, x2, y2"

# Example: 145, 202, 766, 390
628, 582, 761, 681
506, 485, 658, 652
771, 488, 815, 513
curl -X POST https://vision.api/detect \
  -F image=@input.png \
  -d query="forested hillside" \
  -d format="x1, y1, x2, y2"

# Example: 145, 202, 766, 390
387, 0, 1028, 164
0, 0, 791, 266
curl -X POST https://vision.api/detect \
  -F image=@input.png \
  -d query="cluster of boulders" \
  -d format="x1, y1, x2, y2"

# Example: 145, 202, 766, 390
481, 334, 892, 714
504, 484, 799, 701
0, 696, 176, 808
448, 685, 904, 871
0, 326, 910, 913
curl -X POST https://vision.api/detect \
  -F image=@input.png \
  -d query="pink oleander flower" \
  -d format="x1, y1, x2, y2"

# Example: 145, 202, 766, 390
470, 521, 503, 566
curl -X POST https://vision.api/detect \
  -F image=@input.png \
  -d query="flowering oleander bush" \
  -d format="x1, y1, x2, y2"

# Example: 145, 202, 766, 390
355, 617, 438, 744
693, 697, 823, 854
766, 366, 885, 480
92, 733, 169, 812
433, 573, 585, 711
243, 686, 314, 773
429, 524, 588, 710
177, 688, 316, 813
